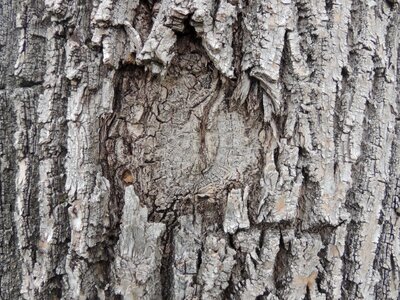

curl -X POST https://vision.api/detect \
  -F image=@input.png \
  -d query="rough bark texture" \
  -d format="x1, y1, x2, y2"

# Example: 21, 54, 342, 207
1, 0, 400, 299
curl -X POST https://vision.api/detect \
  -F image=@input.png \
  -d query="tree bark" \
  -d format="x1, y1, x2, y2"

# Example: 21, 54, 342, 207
1, 0, 399, 299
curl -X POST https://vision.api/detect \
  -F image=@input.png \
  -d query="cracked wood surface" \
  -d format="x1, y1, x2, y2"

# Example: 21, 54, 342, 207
1, 0, 400, 299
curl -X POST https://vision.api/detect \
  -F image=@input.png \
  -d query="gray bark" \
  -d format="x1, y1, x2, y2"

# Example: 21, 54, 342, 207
1, 0, 399, 299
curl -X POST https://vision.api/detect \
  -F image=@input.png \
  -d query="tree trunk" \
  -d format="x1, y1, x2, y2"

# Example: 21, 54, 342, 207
1, 0, 399, 299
